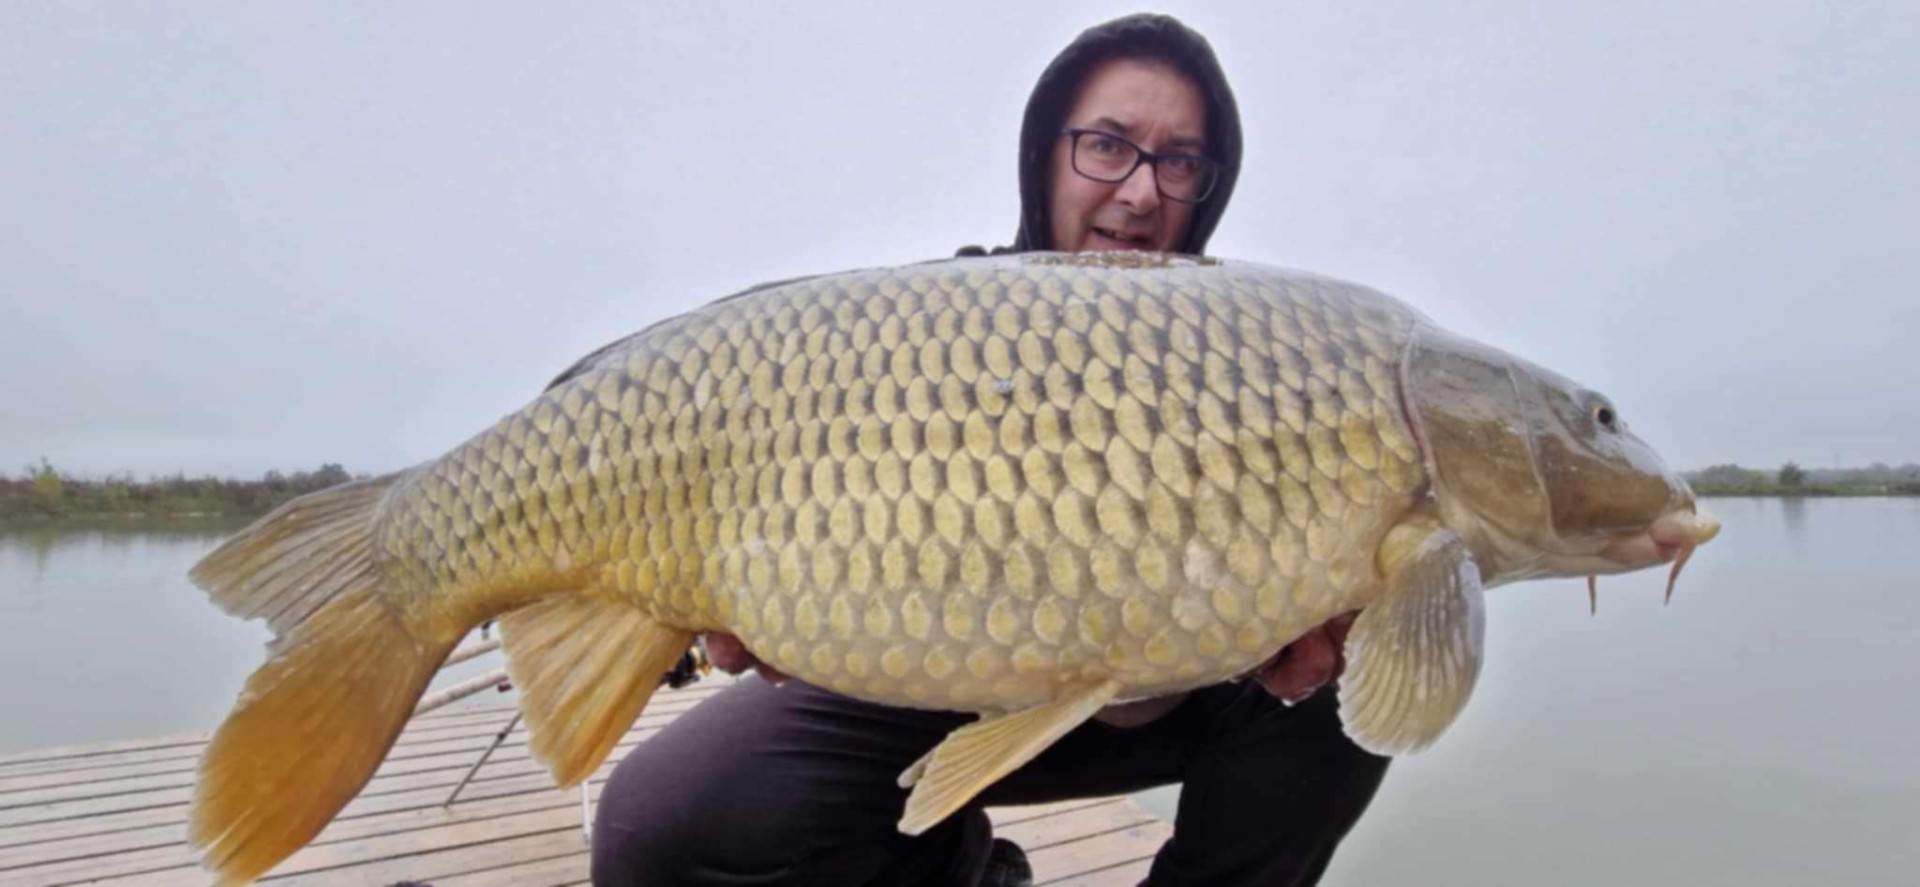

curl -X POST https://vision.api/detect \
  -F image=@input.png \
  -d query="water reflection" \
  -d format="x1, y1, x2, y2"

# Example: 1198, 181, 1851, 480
1778, 496, 1809, 553
1, 519, 260, 749
0, 517, 506, 752
1151, 497, 1920, 886
13, 524, 62, 583
2, 518, 245, 600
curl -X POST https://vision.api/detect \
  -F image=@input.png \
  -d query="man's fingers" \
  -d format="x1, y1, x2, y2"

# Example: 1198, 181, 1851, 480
702, 633, 756, 673
1323, 611, 1358, 680
701, 633, 789, 684
1257, 625, 1340, 705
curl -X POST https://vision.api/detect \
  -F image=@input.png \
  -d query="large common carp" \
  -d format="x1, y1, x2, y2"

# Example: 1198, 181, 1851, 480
189, 252, 1718, 884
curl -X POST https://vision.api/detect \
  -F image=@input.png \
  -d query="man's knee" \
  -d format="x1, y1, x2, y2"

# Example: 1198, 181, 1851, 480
591, 739, 999, 887
589, 721, 810, 883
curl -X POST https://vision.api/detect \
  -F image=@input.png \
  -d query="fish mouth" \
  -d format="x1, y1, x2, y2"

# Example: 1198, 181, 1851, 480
1590, 508, 1721, 605
1599, 509, 1721, 566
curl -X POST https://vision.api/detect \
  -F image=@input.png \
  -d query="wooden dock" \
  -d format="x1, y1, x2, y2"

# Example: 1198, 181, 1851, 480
0, 678, 1167, 886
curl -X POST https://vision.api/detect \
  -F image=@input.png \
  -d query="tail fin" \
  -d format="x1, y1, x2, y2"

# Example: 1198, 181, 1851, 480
188, 473, 456, 885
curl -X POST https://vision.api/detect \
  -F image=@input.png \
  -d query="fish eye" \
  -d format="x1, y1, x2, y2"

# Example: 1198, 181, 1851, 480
1591, 399, 1619, 431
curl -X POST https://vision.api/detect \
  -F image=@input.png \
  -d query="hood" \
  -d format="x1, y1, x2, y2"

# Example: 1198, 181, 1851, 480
1006, 13, 1244, 255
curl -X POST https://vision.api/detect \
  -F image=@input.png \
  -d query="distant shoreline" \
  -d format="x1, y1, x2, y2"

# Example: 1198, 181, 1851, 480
1, 463, 357, 524
1694, 487, 1920, 498
0, 511, 258, 530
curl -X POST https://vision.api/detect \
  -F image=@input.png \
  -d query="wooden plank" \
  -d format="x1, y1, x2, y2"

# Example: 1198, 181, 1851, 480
0, 763, 580, 853
0, 693, 701, 842
20, 793, 593, 887
259, 827, 589, 887
27, 776, 597, 884
427, 851, 589, 887
0, 770, 204, 813
0, 776, 593, 878
0, 757, 204, 795
0, 707, 523, 782
0, 687, 717, 796
0, 703, 692, 816
4, 747, 635, 884
10, 792, 1161, 887
265, 802, 589, 880
987, 797, 1117, 828
0, 800, 190, 851
0, 727, 648, 834
0, 783, 189, 831
1027, 819, 1172, 885
0, 842, 183, 886
244, 799, 1155, 887
0, 679, 728, 781
75, 826, 581, 887
0, 734, 204, 770
1043, 856, 1155, 886
0, 689, 718, 788
12, 789, 1162, 887
0, 818, 179, 873
997, 800, 1160, 851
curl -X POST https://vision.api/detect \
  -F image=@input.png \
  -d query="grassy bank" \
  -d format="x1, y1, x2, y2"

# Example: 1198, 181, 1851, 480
1, 461, 362, 523
1693, 483, 1920, 497
1687, 462, 1920, 498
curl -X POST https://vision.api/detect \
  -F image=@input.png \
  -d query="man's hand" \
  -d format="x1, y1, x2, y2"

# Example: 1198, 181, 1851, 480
1253, 612, 1358, 706
702, 632, 788, 684
1096, 612, 1359, 726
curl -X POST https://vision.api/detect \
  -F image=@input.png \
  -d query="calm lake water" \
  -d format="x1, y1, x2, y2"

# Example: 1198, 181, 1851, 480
0, 517, 510, 751
3, 498, 1916, 884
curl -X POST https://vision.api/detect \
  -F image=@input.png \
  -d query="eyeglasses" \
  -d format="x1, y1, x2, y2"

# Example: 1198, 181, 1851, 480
1060, 128, 1222, 204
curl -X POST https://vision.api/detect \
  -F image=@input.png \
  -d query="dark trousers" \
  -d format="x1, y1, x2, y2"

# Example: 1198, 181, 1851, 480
591, 677, 1388, 887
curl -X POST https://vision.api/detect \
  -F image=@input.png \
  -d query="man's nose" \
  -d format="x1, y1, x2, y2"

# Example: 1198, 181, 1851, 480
1115, 160, 1161, 213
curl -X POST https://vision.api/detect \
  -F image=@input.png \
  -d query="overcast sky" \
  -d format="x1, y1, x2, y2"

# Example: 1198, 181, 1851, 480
4, 1, 1914, 480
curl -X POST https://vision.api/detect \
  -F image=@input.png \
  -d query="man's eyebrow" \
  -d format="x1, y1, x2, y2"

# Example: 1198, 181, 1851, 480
1082, 117, 1207, 152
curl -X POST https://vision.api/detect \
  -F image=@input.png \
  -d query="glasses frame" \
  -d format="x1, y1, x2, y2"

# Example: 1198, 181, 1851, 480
1059, 128, 1222, 205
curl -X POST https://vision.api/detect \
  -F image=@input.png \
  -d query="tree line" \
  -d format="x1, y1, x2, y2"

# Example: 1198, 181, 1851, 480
0, 460, 361, 520
1685, 461, 1920, 496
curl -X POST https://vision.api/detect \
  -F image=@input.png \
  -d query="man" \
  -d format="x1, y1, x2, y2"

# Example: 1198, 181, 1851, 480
591, 14, 1388, 886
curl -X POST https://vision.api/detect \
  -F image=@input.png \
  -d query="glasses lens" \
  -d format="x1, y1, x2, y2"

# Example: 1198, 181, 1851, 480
1072, 132, 1138, 181
1154, 156, 1217, 203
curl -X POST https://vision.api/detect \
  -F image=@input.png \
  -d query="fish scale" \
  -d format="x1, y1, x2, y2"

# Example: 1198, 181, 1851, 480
377, 255, 1421, 711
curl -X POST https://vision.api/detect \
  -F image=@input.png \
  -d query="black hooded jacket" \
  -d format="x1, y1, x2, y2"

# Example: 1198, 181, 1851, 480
962, 13, 1244, 257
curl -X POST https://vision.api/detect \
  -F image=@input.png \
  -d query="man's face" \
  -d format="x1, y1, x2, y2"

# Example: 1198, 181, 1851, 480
1048, 57, 1207, 253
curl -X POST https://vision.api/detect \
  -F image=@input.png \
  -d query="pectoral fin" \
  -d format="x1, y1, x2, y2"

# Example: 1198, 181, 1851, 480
499, 594, 693, 786
1338, 526, 1485, 755
897, 680, 1121, 834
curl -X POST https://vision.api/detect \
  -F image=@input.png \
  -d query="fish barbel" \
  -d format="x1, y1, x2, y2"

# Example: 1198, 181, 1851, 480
187, 252, 1719, 883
